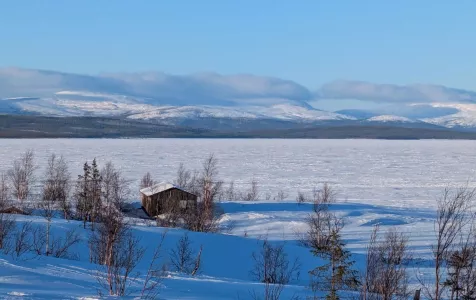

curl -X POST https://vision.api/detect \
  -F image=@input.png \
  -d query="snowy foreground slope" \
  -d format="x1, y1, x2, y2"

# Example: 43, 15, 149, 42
0, 202, 435, 299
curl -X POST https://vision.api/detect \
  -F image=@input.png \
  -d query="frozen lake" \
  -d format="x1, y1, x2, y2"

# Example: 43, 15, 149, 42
1, 138, 476, 208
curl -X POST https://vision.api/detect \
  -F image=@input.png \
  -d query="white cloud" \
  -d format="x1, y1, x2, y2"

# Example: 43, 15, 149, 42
316, 80, 476, 104
0, 68, 312, 107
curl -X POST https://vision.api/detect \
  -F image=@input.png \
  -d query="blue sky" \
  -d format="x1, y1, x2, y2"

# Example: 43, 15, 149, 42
1, 1, 475, 90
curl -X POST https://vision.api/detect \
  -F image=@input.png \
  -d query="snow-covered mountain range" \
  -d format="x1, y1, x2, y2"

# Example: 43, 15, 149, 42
3, 68, 476, 130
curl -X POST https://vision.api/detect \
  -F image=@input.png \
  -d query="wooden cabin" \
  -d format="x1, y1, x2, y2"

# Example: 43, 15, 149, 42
0, 206, 28, 215
140, 182, 197, 217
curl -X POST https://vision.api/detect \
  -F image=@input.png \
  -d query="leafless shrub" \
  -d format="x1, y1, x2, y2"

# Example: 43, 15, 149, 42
169, 233, 199, 275
418, 186, 475, 300
313, 182, 336, 205
31, 225, 79, 260
42, 154, 71, 220
361, 225, 410, 300
298, 183, 339, 249
0, 174, 15, 251
8, 150, 37, 205
444, 217, 476, 299
89, 204, 125, 265
184, 202, 222, 233
141, 172, 155, 189
251, 238, 300, 284
140, 230, 168, 300
199, 154, 223, 212
0, 212, 15, 253
101, 161, 129, 211
50, 228, 81, 260
175, 163, 192, 189
12, 221, 32, 259
0, 173, 10, 207
96, 231, 145, 297
250, 237, 300, 300
92, 205, 145, 296
31, 225, 46, 256
296, 191, 307, 205
223, 180, 237, 201
184, 155, 223, 233
241, 179, 260, 201
274, 190, 288, 202
300, 198, 335, 250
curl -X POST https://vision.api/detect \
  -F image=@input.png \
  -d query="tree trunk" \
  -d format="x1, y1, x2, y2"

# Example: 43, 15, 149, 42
191, 246, 203, 276
46, 220, 50, 256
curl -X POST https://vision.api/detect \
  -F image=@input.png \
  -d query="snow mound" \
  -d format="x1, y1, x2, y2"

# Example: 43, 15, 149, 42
361, 218, 408, 226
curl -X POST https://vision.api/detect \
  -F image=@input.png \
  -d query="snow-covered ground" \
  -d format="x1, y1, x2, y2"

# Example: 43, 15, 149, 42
0, 202, 435, 299
0, 139, 472, 299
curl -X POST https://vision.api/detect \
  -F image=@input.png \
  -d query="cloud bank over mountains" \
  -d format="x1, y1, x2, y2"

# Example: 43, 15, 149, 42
316, 80, 476, 104
0, 67, 312, 107
2, 67, 476, 107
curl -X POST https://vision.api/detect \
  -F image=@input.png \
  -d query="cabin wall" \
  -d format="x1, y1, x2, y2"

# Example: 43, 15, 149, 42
141, 188, 197, 217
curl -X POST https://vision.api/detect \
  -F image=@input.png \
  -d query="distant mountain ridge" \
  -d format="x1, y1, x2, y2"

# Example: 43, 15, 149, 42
3, 67, 476, 132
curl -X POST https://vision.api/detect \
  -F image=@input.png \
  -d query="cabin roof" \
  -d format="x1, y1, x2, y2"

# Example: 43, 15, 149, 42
140, 182, 189, 197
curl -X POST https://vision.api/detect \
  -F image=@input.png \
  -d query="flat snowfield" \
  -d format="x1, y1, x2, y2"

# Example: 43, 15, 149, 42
1, 138, 476, 208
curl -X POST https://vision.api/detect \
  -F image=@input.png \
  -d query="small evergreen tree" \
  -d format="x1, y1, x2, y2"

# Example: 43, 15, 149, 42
309, 217, 359, 299
76, 162, 91, 228
90, 159, 102, 230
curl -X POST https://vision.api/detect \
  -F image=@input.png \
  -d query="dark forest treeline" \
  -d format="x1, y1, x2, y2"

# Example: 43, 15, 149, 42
2, 114, 476, 139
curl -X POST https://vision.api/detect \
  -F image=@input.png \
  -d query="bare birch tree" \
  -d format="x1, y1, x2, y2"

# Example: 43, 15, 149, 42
140, 172, 155, 189
361, 225, 410, 300
38, 193, 55, 256
223, 180, 237, 201
175, 163, 191, 189
241, 179, 259, 201
42, 154, 71, 219
101, 161, 129, 210
418, 187, 475, 300
444, 216, 476, 299
250, 237, 301, 300
12, 221, 33, 259
0, 173, 15, 251
184, 155, 223, 232
140, 230, 168, 300
0, 173, 9, 207
169, 233, 195, 274
91, 203, 145, 296
8, 150, 37, 205
38, 154, 71, 255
